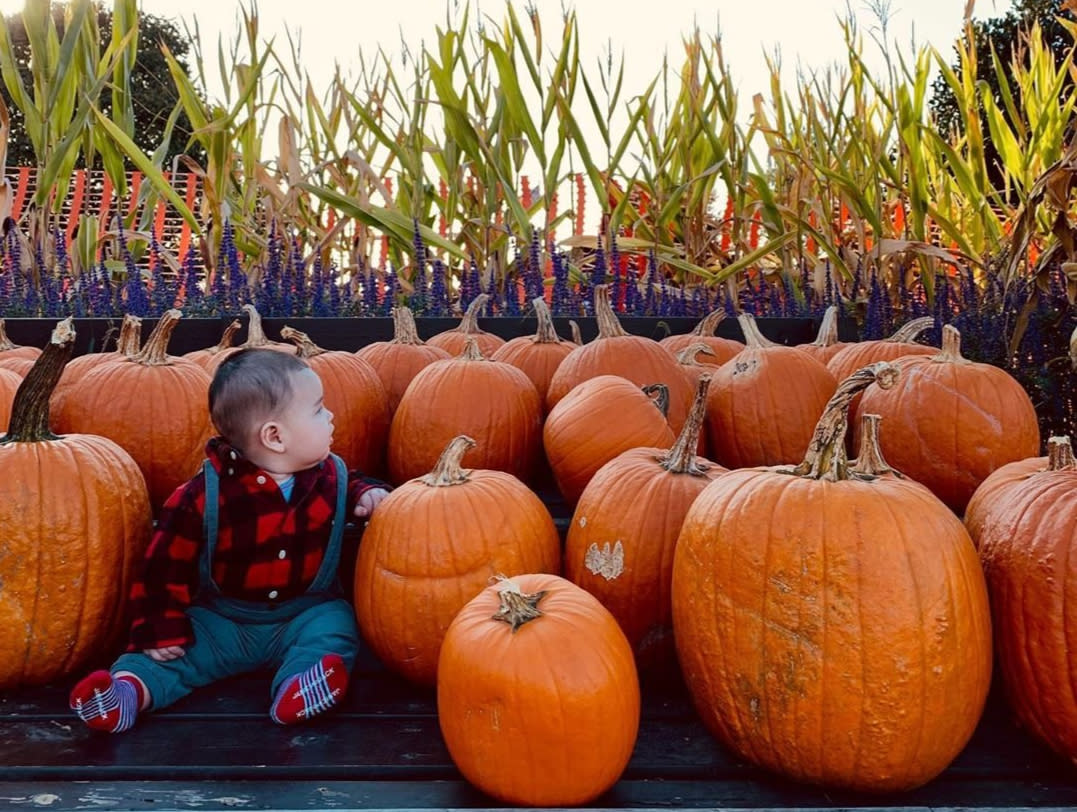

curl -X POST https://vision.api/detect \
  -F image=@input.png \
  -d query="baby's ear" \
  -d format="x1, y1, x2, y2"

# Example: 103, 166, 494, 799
258, 420, 286, 453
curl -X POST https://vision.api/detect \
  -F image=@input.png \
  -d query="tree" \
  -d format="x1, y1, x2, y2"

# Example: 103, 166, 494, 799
929, 0, 1074, 189
0, 3, 205, 170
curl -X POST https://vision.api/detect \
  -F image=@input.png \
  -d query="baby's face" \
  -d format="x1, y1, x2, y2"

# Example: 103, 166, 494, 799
277, 368, 334, 471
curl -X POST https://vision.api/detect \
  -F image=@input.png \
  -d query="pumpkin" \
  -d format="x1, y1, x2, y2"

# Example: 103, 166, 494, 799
826, 315, 936, 385
0, 319, 41, 362
437, 574, 640, 806
280, 326, 390, 476
490, 297, 575, 404
0, 319, 152, 690
388, 339, 542, 485
797, 305, 851, 364
184, 318, 242, 371
0, 367, 21, 426
51, 309, 214, 511
544, 374, 675, 505
564, 376, 725, 669
203, 303, 295, 376
658, 308, 742, 366
426, 294, 506, 357
673, 362, 993, 792
355, 436, 561, 685
355, 306, 450, 414
854, 324, 1040, 515
705, 313, 837, 468
547, 285, 693, 435
968, 435, 1077, 764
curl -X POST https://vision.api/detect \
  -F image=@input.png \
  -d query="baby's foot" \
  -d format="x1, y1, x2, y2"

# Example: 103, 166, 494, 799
70, 671, 143, 733
270, 654, 348, 724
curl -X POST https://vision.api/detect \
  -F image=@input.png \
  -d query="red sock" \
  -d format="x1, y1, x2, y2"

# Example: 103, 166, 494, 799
270, 654, 348, 725
70, 671, 145, 733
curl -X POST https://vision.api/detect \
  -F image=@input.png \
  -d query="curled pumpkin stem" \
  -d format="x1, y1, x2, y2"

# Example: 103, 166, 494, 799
452, 294, 490, 333
530, 297, 564, 344
889, 316, 935, 343
422, 435, 476, 487
281, 326, 327, 359
690, 308, 726, 337
661, 375, 712, 476
491, 577, 547, 633
785, 362, 899, 482
241, 303, 273, 347
210, 319, 243, 355
131, 309, 182, 366
641, 383, 670, 418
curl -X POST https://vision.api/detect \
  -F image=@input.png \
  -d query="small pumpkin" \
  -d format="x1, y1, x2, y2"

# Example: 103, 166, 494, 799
0, 319, 153, 691
437, 574, 640, 807
658, 308, 742, 366
564, 376, 725, 669
355, 306, 450, 413
355, 436, 561, 685
426, 294, 506, 357
490, 297, 575, 404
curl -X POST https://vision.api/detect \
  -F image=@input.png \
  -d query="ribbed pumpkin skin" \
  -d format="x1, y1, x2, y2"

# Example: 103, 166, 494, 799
388, 357, 542, 485
437, 574, 640, 806
354, 474, 561, 686
973, 466, 1077, 764
565, 446, 723, 668
855, 355, 1040, 515
964, 454, 1046, 545
490, 336, 575, 404
0, 357, 34, 377
0, 367, 20, 426
356, 341, 450, 414
705, 347, 837, 468
672, 470, 992, 792
426, 330, 505, 358
543, 375, 675, 505
0, 435, 152, 690
826, 341, 937, 383
52, 359, 213, 510
301, 352, 390, 475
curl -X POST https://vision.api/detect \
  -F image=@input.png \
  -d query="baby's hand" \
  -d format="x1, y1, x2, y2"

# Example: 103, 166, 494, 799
354, 487, 389, 518
145, 646, 185, 662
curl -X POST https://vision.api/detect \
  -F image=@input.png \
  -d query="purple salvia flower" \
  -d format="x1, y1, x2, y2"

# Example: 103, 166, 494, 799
410, 219, 428, 315
551, 249, 570, 316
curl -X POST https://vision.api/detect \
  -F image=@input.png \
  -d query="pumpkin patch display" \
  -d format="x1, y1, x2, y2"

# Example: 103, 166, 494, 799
490, 297, 575, 404
426, 294, 505, 357
658, 308, 742, 367
388, 339, 542, 484
673, 362, 993, 792
437, 574, 640, 807
51, 309, 214, 511
355, 436, 561, 685
854, 324, 1040, 515
967, 436, 1077, 764
355, 306, 450, 414
0, 319, 153, 691
565, 376, 724, 669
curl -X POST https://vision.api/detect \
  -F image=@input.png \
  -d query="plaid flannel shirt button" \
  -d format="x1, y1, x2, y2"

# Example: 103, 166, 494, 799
227, 468, 234, 476
268, 590, 279, 600
257, 475, 267, 485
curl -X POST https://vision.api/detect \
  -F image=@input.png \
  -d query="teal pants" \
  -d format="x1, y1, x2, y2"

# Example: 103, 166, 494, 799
112, 598, 359, 710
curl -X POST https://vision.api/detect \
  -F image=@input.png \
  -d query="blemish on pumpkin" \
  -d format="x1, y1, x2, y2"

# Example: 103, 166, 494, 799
578, 516, 587, 528
585, 541, 625, 580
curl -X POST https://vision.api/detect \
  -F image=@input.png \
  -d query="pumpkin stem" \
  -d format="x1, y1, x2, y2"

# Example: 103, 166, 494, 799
491, 577, 547, 633
241, 303, 272, 347
737, 313, 780, 349
594, 285, 629, 338
530, 297, 563, 344
1047, 436, 1076, 471
661, 375, 713, 475
888, 316, 934, 343
280, 326, 327, 359
0, 318, 16, 352
569, 320, 583, 345
117, 314, 143, 356
641, 383, 670, 418
452, 294, 490, 334
810, 306, 840, 348
391, 306, 425, 345
210, 319, 242, 354
421, 435, 476, 486
675, 342, 717, 366
932, 324, 969, 364
691, 308, 725, 337
784, 362, 900, 482
131, 309, 182, 366
2, 318, 75, 444
458, 337, 487, 361
850, 413, 903, 479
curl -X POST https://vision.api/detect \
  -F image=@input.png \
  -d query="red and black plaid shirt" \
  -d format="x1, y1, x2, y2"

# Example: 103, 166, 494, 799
127, 437, 386, 651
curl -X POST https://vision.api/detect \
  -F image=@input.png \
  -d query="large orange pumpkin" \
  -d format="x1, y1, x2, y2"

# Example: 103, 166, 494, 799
490, 297, 575, 404
51, 309, 214, 511
673, 362, 993, 792
0, 319, 153, 690
543, 374, 675, 505
967, 435, 1077, 764
355, 436, 561, 685
184, 318, 242, 371
437, 574, 640, 806
426, 294, 506, 357
564, 376, 725, 669
50, 313, 143, 403
855, 324, 1040, 514
547, 285, 693, 435
355, 306, 450, 414
826, 315, 937, 386
963, 439, 1060, 545
705, 313, 837, 468
388, 339, 542, 484
658, 308, 742, 367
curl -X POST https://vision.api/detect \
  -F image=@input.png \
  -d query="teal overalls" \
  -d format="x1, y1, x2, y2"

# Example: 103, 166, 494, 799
111, 455, 360, 710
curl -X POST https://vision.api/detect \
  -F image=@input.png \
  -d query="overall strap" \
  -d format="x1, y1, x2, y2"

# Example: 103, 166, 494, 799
307, 453, 349, 593
199, 460, 221, 592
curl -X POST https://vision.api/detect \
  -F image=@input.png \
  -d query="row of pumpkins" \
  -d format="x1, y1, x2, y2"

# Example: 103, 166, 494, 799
0, 288, 1071, 807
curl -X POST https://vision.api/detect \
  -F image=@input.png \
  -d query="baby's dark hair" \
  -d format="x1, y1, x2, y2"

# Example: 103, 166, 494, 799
208, 348, 310, 451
